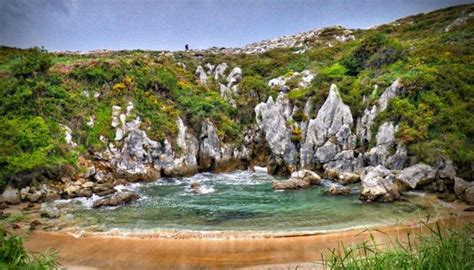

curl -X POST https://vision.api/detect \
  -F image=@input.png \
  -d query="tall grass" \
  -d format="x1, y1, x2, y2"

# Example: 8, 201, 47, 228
322, 221, 474, 270
0, 227, 60, 270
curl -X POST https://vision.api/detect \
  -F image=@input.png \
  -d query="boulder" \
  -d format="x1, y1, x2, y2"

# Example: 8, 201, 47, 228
272, 169, 321, 190
397, 164, 436, 189
336, 172, 360, 185
272, 178, 312, 190
0, 186, 21, 205
290, 169, 321, 184
77, 188, 93, 198
454, 177, 474, 204
360, 165, 400, 202
327, 183, 351, 195
190, 182, 201, 192
92, 192, 140, 208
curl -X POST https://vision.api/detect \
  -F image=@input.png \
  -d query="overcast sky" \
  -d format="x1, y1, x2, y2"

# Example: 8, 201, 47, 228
0, 0, 472, 52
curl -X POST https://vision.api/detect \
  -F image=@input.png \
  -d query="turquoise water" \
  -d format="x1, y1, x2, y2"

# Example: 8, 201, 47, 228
55, 170, 442, 233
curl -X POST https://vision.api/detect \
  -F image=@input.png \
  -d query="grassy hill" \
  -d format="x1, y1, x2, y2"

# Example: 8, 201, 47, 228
0, 4, 473, 185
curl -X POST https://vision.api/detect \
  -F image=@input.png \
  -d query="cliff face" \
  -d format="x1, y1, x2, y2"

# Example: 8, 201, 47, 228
0, 4, 473, 205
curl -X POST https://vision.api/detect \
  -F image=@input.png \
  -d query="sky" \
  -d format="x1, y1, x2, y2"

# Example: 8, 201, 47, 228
0, 0, 472, 52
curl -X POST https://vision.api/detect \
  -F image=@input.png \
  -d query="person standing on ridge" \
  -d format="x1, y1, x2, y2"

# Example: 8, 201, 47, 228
185, 44, 189, 51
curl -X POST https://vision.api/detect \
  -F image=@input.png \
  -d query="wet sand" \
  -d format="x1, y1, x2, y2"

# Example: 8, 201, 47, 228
24, 214, 474, 270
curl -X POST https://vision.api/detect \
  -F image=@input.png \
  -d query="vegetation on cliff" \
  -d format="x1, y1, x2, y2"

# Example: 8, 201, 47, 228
0, 4, 473, 186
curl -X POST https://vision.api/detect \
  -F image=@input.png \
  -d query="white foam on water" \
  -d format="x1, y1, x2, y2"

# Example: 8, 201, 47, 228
114, 182, 142, 192
46, 194, 103, 209
182, 183, 216, 196
254, 166, 268, 173
198, 185, 216, 194
405, 191, 427, 197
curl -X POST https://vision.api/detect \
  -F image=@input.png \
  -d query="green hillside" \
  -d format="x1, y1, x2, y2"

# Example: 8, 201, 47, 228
0, 4, 473, 185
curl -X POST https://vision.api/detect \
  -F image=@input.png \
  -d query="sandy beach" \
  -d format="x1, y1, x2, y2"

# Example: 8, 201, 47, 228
23, 213, 474, 270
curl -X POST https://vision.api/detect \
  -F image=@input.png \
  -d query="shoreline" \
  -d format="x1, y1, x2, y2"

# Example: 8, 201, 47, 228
34, 190, 462, 240
23, 213, 474, 269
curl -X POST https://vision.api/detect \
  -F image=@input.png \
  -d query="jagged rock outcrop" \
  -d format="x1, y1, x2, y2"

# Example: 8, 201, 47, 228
396, 164, 436, 189
196, 118, 246, 172
227, 67, 242, 88
267, 70, 315, 91
108, 103, 244, 180
366, 122, 397, 167
214, 63, 228, 80
358, 80, 408, 170
195, 66, 207, 84
204, 63, 215, 74
198, 119, 221, 170
360, 165, 400, 202
255, 93, 298, 174
233, 26, 355, 54
171, 117, 199, 176
356, 79, 402, 146
445, 12, 474, 32
431, 158, 457, 193
272, 169, 321, 190
454, 177, 474, 204
301, 84, 358, 172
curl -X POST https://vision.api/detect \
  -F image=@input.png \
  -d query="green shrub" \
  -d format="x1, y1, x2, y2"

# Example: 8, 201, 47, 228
0, 227, 60, 269
0, 117, 64, 180
319, 63, 347, 79
342, 33, 403, 75
11, 48, 52, 79
237, 75, 271, 125
288, 88, 310, 101
323, 222, 474, 270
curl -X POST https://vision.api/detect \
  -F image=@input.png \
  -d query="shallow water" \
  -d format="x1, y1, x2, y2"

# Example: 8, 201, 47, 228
48, 170, 445, 233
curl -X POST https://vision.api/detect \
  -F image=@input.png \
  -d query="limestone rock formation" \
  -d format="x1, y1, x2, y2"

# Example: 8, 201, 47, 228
336, 172, 361, 185
326, 182, 351, 195
214, 63, 228, 80
396, 164, 436, 189
454, 177, 474, 204
92, 192, 140, 208
356, 79, 402, 146
255, 94, 298, 173
301, 84, 357, 171
360, 165, 400, 202
195, 66, 207, 84
227, 67, 242, 88
198, 119, 222, 170
272, 169, 321, 190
